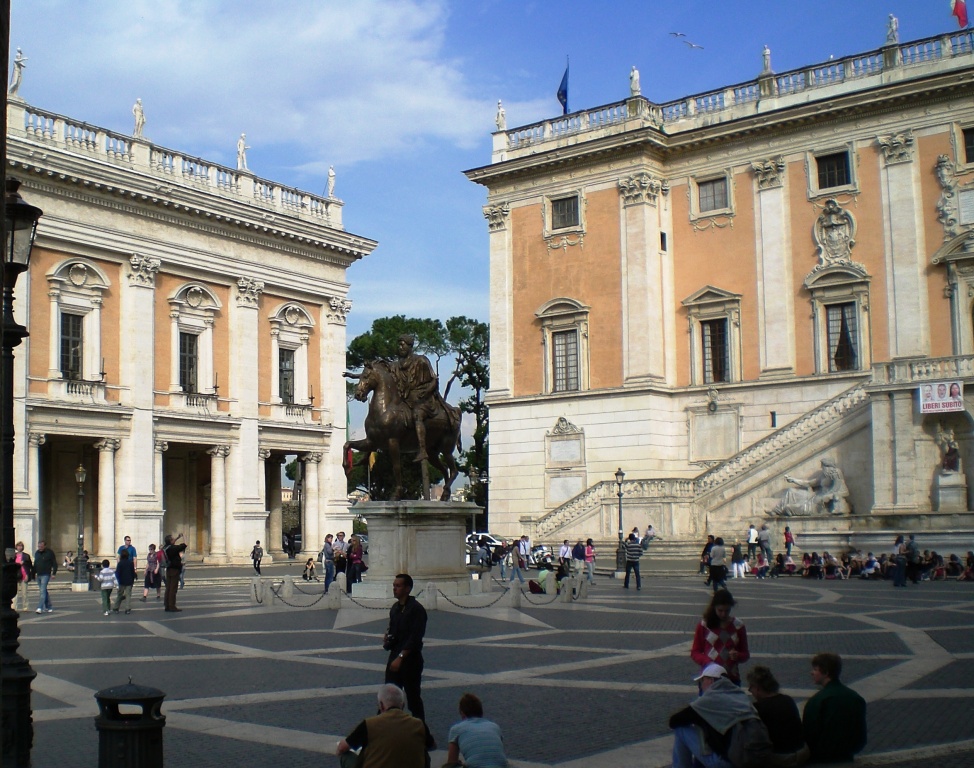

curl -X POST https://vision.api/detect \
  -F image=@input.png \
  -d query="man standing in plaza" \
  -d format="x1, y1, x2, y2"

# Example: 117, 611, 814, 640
336, 683, 434, 768
117, 535, 138, 570
384, 573, 428, 723
757, 524, 772, 564
571, 539, 586, 575
321, 533, 336, 592
558, 539, 571, 569
33, 540, 58, 613
623, 531, 643, 590
802, 652, 867, 763
507, 539, 525, 583
163, 533, 187, 612
746, 524, 759, 562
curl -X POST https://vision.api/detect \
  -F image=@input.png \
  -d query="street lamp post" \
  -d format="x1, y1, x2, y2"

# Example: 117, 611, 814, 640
614, 468, 626, 574
0, 175, 43, 766
73, 464, 88, 587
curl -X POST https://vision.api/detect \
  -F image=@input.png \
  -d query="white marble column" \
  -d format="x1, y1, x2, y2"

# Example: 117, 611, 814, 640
302, 452, 322, 555
267, 456, 284, 557
22, 432, 46, 547
94, 438, 120, 557
154, 440, 168, 501
207, 445, 229, 561
878, 134, 929, 358
618, 173, 668, 384
751, 157, 796, 377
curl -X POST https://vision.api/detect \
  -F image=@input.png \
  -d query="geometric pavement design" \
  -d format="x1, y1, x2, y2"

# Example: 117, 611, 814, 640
19, 568, 974, 767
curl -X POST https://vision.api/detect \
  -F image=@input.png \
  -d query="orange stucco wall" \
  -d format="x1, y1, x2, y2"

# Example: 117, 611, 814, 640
511, 186, 624, 397
920, 130, 956, 358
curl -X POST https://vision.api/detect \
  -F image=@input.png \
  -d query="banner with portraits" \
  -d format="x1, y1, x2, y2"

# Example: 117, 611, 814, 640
919, 381, 964, 413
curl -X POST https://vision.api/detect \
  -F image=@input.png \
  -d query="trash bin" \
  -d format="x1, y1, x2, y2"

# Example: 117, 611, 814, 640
89, 571, 100, 591
94, 680, 165, 768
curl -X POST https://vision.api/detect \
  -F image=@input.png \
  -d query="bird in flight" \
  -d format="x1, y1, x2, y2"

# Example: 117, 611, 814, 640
669, 31, 686, 37
683, 40, 704, 50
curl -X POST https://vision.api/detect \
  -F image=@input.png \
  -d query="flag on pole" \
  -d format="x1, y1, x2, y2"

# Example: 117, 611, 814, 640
556, 61, 569, 115
953, 0, 969, 28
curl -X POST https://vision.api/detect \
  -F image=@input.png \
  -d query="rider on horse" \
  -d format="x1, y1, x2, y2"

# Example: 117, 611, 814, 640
392, 334, 449, 462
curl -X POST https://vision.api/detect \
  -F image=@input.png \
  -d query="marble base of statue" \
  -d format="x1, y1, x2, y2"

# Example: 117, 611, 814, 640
935, 469, 968, 513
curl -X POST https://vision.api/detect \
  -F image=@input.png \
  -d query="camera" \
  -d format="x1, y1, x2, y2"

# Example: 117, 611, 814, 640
383, 634, 395, 651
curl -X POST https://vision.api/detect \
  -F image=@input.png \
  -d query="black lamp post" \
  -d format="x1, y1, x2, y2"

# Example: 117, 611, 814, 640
1, 176, 43, 766
614, 467, 626, 573
73, 464, 88, 586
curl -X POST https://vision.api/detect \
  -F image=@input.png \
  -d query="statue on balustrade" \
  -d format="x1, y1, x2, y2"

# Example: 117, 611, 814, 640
343, 334, 461, 501
132, 99, 145, 138
495, 100, 506, 131
237, 133, 250, 171
629, 66, 641, 97
327, 165, 336, 198
8, 48, 27, 97
771, 458, 849, 516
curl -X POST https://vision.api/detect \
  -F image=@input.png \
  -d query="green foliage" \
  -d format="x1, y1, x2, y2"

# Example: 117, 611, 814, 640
346, 315, 450, 374
284, 458, 297, 482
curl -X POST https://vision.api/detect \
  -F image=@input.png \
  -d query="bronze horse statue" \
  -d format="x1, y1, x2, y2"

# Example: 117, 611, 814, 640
343, 360, 461, 501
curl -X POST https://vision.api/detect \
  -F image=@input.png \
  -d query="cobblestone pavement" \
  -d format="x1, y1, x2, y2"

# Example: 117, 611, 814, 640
18, 566, 974, 767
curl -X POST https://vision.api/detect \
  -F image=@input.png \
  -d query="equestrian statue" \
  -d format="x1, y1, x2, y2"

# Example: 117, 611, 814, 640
343, 334, 461, 501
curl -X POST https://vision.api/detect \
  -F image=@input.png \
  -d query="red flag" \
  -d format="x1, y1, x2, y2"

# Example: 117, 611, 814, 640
954, 0, 969, 28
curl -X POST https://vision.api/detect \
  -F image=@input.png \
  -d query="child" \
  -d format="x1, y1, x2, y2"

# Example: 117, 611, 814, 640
97, 559, 117, 616
302, 558, 319, 581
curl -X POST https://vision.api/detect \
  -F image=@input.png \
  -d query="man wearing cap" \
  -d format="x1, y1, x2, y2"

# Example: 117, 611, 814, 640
669, 663, 761, 768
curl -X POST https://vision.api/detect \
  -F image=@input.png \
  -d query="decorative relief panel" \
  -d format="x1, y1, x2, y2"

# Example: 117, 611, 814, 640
327, 296, 352, 324
934, 154, 974, 240
813, 199, 857, 267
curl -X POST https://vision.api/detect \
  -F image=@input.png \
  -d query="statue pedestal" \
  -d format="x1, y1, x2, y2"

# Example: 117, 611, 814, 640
935, 471, 968, 513
351, 500, 480, 598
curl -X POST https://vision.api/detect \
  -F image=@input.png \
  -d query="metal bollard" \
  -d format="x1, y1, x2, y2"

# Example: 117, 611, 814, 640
94, 680, 166, 767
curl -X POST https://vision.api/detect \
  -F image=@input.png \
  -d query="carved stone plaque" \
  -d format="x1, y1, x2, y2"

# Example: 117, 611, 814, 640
959, 188, 974, 226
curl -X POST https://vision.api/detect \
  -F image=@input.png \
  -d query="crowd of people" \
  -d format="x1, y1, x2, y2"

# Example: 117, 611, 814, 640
675, 588, 868, 767
700, 526, 974, 585
13, 533, 190, 615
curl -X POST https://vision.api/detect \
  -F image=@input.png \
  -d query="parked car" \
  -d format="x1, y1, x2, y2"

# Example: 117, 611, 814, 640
465, 533, 505, 550
357, 534, 369, 554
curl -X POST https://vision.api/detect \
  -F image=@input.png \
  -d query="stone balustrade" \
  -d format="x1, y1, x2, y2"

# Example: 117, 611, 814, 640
872, 354, 974, 385
9, 99, 344, 230
496, 30, 974, 161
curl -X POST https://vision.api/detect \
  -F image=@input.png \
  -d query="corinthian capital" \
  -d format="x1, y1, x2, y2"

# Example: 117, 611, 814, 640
877, 132, 914, 166
618, 173, 667, 206
129, 253, 161, 287
236, 276, 265, 307
483, 202, 510, 232
750, 157, 786, 190
327, 296, 352, 325
302, 451, 323, 464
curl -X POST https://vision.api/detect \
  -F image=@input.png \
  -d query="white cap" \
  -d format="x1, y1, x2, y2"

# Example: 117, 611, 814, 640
694, 663, 728, 681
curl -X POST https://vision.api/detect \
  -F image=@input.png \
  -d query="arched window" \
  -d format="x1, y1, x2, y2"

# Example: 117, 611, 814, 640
168, 284, 221, 402
269, 303, 315, 412
803, 263, 871, 374
46, 259, 111, 399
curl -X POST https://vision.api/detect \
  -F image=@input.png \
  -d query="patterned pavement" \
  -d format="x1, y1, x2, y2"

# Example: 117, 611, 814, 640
18, 566, 974, 767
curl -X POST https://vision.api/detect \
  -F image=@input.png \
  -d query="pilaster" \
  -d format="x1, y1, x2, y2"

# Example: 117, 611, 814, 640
484, 202, 513, 397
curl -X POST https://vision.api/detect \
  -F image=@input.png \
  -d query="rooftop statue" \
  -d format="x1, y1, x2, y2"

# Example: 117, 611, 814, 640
887, 14, 899, 45
343, 334, 461, 501
8, 48, 27, 97
772, 458, 849, 516
132, 99, 145, 139
237, 133, 250, 171
629, 66, 641, 97
327, 165, 336, 198
495, 100, 506, 131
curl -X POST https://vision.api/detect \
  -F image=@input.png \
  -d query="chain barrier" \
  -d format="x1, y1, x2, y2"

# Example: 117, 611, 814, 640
340, 589, 389, 610
292, 582, 325, 595
519, 586, 560, 605
261, 580, 331, 608
435, 586, 510, 609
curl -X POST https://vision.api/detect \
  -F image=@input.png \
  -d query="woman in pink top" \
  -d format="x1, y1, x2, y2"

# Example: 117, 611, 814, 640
14, 542, 33, 611
584, 538, 596, 585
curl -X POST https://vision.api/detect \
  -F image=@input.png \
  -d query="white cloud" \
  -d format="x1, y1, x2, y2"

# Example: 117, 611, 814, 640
12, 0, 496, 167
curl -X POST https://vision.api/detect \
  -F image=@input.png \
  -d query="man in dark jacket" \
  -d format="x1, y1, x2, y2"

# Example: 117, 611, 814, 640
163, 533, 188, 612
623, 532, 643, 590
383, 574, 428, 723
112, 549, 137, 614
33, 540, 58, 613
803, 652, 867, 763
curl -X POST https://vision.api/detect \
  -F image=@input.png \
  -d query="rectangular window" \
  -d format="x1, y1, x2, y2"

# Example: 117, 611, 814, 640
279, 348, 295, 404
552, 330, 579, 392
179, 332, 199, 393
817, 152, 850, 189
701, 318, 729, 384
60, 313, 83, 380
826, 302, 859, 372
551, 196, 579, 229
965, 128, 974, 164
698, 178, 728, 212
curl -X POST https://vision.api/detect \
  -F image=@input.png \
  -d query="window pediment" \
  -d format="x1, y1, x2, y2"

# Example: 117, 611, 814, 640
682, 286, 742, 311
269, 302, 315, 330
536, 297, 589, 320
169, 283, 221, 312
803, 262, 870, 292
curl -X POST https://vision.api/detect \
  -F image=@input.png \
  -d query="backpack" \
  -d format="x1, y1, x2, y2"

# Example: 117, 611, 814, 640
727, 717, 774, 768
158, 545, 171, 570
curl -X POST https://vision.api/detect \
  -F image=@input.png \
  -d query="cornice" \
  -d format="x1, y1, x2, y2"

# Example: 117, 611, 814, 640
467, 69, 974, 187
7, 144, 377, 264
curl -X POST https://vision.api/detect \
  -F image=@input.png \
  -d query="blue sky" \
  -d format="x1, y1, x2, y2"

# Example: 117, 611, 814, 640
10, 1, 962, 341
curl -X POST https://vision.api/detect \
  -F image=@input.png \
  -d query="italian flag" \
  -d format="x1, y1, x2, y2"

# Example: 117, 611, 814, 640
954, 0, 969, 28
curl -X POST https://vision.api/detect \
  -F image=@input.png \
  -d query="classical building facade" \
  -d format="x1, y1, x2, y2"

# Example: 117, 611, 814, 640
7, 97, 376, 562
467, 30, 974, 551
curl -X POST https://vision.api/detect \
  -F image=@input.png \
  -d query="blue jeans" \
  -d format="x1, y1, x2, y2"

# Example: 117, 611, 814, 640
672, 725, 734, 768
509, 558, 524, 583
624, 561, 641, 589
324, 560, 335, 592
36, 573, 52, 611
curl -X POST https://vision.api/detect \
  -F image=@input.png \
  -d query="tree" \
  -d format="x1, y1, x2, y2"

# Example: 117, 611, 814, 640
346, 315, 489, 511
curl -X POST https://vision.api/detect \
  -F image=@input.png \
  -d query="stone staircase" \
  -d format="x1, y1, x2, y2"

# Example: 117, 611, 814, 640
534, 382, 871, 545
